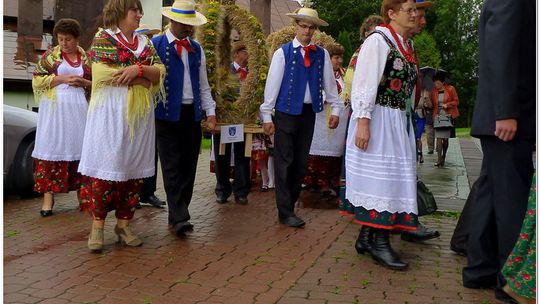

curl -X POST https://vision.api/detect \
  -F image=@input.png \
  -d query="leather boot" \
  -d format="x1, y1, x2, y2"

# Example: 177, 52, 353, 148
355, 226, 373, 254
369, 229, 408, 270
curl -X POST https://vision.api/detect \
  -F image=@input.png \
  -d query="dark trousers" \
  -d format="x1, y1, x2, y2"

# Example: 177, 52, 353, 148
274, 105, 316, 220
141, 139, 159, 199
156, 105, 202, 225
213, 135, 251, 199
462, 137, 533, 291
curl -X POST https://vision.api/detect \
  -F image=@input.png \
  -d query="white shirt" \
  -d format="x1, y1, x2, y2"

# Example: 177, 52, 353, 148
260, 37, 344, 123
165, 29, 216, 116
351, 26, 413, 120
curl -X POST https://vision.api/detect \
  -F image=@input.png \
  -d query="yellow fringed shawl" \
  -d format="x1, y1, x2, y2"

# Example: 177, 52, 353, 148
89, 28, 165, 139
32, 45, 91, 105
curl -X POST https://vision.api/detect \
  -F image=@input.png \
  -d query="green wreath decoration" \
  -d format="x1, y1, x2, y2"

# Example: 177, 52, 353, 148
196, 0, 268, 125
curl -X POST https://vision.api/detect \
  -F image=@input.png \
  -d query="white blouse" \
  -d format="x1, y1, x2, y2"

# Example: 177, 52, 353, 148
350, 26, 414, 121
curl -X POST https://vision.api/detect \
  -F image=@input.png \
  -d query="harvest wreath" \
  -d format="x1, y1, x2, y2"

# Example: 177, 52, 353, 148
196, 0, 268, 125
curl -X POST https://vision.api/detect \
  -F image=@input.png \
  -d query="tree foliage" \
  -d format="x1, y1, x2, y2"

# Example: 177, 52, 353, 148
413, 31, 441, 68
311, 0, 482, 127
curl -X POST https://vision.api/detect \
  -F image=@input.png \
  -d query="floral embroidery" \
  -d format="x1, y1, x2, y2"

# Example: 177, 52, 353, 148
393, 57, 403, 71
390, 78, 402, 92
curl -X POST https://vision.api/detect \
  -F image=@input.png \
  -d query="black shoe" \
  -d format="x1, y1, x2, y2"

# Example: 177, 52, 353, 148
355, 226, 373, 254
279, 216, 306, 228
216, 196, 228, 204
235, 196, 248, 205
135, 202, 142, 209
369, 229, 408, 270
140, 195, 165, 208
40, 210, 53, 217
174, 221, 194, 235
401, 222, 440, 242
260, 186, 269, 192
427, 150, 434, 155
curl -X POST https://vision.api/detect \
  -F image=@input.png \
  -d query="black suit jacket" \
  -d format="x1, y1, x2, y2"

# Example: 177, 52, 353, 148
470, 0, 536, 141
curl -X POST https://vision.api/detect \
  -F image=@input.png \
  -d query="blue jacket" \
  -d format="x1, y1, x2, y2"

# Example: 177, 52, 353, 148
152, 35, 203, 122
275, 42, 325, 115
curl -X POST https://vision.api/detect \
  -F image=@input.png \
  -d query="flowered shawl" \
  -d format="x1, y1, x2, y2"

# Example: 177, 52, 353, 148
32, 45, 92, 104
90, 28, 165, 138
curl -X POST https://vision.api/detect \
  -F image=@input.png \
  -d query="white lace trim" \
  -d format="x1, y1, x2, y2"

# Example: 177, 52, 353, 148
346, 189, 417, 214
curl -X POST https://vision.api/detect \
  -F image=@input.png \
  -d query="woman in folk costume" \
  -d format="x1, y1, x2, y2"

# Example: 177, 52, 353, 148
344, 0, 419, 270
304, 42, 348, 198
31, 18, 92, 217
78, 0, 165, 251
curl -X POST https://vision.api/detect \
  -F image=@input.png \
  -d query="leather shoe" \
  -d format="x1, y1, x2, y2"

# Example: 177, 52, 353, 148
235, 196, 248, 205
174, 221, 194, 235
40, 210, 53, 217
401, 222, 440, 242
135, 202, 142, 209
140, 194, 165, 208
279, 216, 305, 228
216, 196, 228, 204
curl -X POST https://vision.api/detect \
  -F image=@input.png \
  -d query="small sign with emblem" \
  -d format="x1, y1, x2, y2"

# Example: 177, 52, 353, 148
220, 124, 244, 143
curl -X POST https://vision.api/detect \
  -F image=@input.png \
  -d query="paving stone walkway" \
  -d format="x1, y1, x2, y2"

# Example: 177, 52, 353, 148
4, 138, 500, 303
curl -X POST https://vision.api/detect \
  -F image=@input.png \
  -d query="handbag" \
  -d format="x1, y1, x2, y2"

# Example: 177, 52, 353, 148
433, 108, 453, 129
417, 179, 438, 216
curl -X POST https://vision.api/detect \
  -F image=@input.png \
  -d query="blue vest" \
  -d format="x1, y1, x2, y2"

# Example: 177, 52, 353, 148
152, 35, 203, 122
275, 42, 325, 115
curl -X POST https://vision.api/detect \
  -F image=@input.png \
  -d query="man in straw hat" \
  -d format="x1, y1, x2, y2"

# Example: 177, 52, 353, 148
260, 7, 344, 228
152, 0, 217, 236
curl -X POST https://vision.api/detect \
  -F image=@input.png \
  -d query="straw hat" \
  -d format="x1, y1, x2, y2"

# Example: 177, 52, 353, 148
416, 0, 433, 9
135, 24, 161, 36
285, 8, 328, 27
161, 0, 207, 26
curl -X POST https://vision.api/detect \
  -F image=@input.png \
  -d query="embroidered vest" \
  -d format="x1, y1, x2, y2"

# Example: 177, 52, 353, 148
370, 31, 417, 111
275, 42, 325, 115
152, 35, 203, 122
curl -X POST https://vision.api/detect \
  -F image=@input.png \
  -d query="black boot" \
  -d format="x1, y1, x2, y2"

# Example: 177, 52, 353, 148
355, 226, 373, 254
369, 229, 408, 270
401, 222, 440, 242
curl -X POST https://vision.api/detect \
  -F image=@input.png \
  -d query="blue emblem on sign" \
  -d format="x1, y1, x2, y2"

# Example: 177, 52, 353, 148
229, 127, 236, 136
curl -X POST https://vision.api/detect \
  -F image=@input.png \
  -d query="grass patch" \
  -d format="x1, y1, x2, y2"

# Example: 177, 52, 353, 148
201, 137, 212, 150
455, 127, 471, 138
6, 230, 19, 237
431, 211, 461, 220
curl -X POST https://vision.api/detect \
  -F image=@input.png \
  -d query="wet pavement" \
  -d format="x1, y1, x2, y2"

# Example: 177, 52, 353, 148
4, 138, 500, 303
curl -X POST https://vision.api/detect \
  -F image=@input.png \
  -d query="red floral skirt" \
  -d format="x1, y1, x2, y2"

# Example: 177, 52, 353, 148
304, 155, 342, 189
33, 159, 82, 193
79, 177, 143, 220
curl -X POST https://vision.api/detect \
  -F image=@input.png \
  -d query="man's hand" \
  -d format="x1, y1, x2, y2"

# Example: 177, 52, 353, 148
494, 118, 517, 142
329, 115, 339, 129
206, 115, 217, 132
355, 118, 370, 151
263, 122, 275, 136
112, 65, 139, 86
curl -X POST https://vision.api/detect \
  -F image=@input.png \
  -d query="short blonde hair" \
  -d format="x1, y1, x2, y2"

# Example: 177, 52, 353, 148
103, 0, 143, 29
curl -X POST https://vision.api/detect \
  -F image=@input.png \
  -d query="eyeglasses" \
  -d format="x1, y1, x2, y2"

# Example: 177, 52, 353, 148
297, 23, 317, 31
399, 7, 418, 15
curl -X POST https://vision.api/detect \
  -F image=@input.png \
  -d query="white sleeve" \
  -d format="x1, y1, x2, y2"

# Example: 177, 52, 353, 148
350, 34, 389, 120
322, 49, 344, 116
259, 48, 285, 123
199, 51, 216, 116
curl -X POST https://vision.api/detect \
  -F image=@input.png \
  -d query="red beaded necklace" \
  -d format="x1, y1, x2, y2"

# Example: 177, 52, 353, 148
116, 33, 139, 51
61, 51, 81, 68
381, 24, 415, 64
